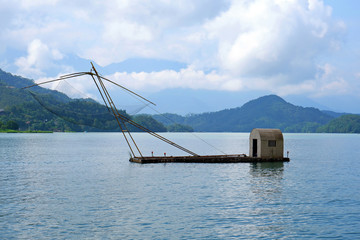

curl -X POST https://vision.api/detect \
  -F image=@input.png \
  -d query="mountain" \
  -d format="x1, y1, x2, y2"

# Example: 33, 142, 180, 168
141, 88, 269, 115
0, 69, 70, 104
0, 69, 169, 132
154, 95, 334, 132
2, 68, 359, 133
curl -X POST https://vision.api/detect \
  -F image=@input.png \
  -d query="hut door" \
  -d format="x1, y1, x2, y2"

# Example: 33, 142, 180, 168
253, 139, 257, 157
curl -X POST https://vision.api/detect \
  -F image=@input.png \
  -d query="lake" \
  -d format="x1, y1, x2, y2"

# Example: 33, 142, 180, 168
1, 132, 360, 239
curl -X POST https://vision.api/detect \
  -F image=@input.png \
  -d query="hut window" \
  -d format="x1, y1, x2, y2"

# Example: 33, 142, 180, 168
268, 140, 276, 147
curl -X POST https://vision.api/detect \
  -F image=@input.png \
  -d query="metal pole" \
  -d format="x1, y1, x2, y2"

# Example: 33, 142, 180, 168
91, 63, 143, 158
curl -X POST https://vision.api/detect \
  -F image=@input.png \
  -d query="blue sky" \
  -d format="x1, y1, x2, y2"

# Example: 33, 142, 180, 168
1, 0, 360, 114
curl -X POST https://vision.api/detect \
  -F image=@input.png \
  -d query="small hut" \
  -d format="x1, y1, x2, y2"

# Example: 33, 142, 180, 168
249, 128, 284, 158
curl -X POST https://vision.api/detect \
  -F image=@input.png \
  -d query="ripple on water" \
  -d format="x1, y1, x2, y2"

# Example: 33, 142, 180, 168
1, 133, 360, 239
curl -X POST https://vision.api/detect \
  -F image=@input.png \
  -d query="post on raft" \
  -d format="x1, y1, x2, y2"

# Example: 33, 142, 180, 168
90, 62, 144, 158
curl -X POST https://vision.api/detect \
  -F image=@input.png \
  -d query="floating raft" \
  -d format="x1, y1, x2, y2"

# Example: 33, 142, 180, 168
130, 154, 290, 164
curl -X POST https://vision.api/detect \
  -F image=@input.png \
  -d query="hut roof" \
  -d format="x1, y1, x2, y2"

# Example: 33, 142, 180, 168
251, 128, 283, 140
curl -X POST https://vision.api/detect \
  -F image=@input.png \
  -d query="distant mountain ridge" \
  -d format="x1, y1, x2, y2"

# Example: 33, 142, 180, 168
1, 68, 360, 133
153, 95, 352, 132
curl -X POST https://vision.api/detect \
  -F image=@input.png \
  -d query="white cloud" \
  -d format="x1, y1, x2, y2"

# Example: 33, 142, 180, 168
20, 0, 59, 8
204, 0, 343, 83
78, 0, 230, 65
15, 39, 63, 77
107, 67, 240, 92
1, 0, 353, 99
318, 78, 349, 95
311, 63, 351, 96
242, 63, 352, 97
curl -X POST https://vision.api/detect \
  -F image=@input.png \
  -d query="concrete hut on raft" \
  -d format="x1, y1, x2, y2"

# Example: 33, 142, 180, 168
130, 128, 289, 164
249, 128, 284, 158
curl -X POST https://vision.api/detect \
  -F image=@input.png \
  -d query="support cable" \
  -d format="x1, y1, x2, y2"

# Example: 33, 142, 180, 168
22, 64, 199, 157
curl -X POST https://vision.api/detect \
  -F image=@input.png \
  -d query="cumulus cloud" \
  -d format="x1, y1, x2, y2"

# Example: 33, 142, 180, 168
79, 0, 230, 65
266, 62, 352, 98
15, 39, 63, 77
205, 0, 344, 81
1, 0, 351, 98
107, 67, 240, 92
97, 0, 345, 95
313, 64, 351, 96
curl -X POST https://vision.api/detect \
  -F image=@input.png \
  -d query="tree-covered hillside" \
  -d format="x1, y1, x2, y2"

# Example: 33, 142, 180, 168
0, 69, 170, 132
155, 95, 334, 132
317, 115, 360, 133
0, 81, 35, 108
0, 68, 70, 104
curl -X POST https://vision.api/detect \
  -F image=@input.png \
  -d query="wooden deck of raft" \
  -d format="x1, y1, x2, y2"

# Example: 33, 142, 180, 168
130, 154, 290, 164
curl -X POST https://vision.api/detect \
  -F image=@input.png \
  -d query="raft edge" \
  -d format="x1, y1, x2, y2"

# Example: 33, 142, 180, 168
129, 155, 290, 164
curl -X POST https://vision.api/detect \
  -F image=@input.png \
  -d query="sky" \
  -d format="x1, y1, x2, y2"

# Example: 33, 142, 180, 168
1, 0, 360, 114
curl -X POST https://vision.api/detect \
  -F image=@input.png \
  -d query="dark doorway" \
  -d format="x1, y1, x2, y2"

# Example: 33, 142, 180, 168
253, 139, 258, 157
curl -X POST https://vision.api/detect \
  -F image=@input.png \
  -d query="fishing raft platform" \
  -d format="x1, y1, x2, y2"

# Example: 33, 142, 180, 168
24, 64, 292, 165
130, 155, 290, 164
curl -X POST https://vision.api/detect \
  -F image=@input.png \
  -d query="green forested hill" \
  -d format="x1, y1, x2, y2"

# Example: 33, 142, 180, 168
317, 115, 360, 133
0, 69, 168, 132
0, 69, 35, 88
0, 81, 35, 108
0, 69, 70, 105
154, 95, 335, 132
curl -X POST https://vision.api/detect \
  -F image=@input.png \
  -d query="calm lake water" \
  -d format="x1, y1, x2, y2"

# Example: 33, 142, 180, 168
1, 132, 360, 239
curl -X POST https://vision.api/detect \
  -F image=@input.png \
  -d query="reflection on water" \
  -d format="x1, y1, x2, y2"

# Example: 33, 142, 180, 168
249, 162, 284, 198
250, 162, 284, 178
248, 162, 286, 238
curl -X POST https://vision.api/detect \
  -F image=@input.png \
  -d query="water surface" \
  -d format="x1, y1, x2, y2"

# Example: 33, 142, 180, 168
1, 133, 360, 239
